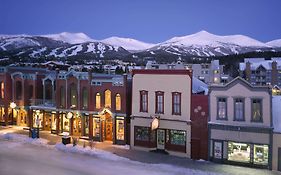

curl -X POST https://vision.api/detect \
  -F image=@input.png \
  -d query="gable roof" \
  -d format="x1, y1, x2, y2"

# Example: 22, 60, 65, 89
209, 76, 270, 93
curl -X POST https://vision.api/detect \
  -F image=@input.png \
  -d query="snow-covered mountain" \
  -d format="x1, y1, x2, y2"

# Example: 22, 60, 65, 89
266, 39, 281, 48
42, 32, 95, 44
0, 31, 280, 60
144, 31, 273, 57
101, 37, 155, 51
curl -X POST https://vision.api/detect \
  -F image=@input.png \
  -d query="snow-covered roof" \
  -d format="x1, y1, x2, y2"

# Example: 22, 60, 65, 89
239, 58, 281, 71
192, 76, 208, 95
272, 95, 281, 133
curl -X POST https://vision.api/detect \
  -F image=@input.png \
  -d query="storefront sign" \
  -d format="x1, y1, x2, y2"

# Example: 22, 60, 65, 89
214, 141, 222, 159
151, 117, 159, 130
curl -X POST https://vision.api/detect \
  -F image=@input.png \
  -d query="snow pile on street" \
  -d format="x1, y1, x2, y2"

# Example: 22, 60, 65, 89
55, 143, 130, 162
0, 133, 49, 147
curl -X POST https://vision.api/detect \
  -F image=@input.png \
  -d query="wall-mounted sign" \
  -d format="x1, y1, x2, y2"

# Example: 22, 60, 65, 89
151, 117, 159, 130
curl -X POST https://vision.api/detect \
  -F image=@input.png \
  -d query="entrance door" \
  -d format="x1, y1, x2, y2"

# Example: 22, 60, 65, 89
73, 117, 82, 136
278, 148, 281, 171
157, 129, 165, 150
44, 115, 52, 131
105, 117, 113, 141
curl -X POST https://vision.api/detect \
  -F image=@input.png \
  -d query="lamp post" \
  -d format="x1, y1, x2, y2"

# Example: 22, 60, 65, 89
35, 110, 40, 138
10, 102, 16, 125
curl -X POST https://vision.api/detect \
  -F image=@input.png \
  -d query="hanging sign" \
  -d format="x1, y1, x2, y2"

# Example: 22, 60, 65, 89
151, 116, 159, 130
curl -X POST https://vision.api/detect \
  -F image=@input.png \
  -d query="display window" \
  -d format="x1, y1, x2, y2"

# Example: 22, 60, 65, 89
51, 113, 57, 130
0, 107, 5, 122
93, 117, 100, 137
33, 112, 43, 128
116, 117, 124, 140
228, 142, 250, 163
170, 130, 186, 146
135, 126, 150, 141
254, 144, 268, 165
62, 114, 70, 132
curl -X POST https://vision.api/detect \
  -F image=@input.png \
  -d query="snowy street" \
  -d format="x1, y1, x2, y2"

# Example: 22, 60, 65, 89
0, 128, 280, 175
0, 138, 217, 175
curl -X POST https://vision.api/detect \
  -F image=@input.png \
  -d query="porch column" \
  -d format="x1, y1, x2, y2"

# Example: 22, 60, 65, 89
28, 109, 33, 137
89, 114, 93, 139
4, 106, 8, 126
56, 112, 60, 134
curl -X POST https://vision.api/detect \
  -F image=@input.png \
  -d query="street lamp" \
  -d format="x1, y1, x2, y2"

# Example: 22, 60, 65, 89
35, 110, 40, 138
10, 102, 16, 125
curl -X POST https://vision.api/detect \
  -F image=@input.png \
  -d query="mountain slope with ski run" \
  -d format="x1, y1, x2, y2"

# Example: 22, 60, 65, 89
0, 31, 280, 59
144, 31, 274, 57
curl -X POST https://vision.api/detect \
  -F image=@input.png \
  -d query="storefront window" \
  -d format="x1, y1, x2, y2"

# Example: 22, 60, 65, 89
0, 107, 5, 122
93, 117, 100, 137
116, 117, 124, 140
33, 112, 43, 128
228, 142, 250, 163
83, 115, 89, 136
135, 126, 149, 141
170, 130, 186, 146
254, 145, 268, 165
62, 114, 70, 132
51, 113, 57, 130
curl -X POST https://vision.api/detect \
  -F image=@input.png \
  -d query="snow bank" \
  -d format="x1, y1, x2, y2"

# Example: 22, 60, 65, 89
0, 133, 49, 147
55, 143, 130, 162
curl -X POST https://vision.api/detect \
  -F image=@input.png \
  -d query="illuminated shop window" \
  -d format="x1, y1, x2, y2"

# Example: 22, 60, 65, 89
0, 107, 5, 122
51, 114, 57, 130
96, 93, 101, 109
105, 90, 111, 108
254, 145, 268, 165
228, 142, 250, 163
93, 118, 100, 137
33, 112, 43, 128
169, 130, 186, 146
116, 117, 124, 140
62, 115, 70, 132
115, 94, 121, 111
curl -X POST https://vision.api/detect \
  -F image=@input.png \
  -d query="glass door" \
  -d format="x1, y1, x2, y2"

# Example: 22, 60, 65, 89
157, 129, 165, 150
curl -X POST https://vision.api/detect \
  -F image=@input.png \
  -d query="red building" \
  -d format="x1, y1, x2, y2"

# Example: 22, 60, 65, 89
0, 66, 131, 145
191, 94, 209, 160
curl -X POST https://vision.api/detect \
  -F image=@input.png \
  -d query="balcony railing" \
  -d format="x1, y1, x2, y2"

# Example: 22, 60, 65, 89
30, 99, 56, 107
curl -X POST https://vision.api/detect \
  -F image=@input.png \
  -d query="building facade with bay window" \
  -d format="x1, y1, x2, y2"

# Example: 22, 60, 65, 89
208, 77, 273, 169
130, 69, 192, 157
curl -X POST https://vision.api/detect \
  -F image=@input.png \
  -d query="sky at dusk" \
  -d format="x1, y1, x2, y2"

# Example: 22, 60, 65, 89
1, 0, 281, 43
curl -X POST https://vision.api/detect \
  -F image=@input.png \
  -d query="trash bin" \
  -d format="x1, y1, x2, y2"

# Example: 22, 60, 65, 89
31, 129, 38, 139
62, 136, 71, 145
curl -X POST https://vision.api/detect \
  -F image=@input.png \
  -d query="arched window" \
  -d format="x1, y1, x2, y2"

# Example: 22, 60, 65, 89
96, 93, 101, 109
45, 80, 52, 100
82, 87, 88, 108
115, 94, 121, 111
60, 86, 65, 107
0, 82, 4, 99
105, 90, 111, 108
15, 81, 22, 100
70, 83, 77, 108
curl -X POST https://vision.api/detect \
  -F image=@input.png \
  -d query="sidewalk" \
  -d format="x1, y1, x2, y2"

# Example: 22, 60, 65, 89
0, 126, 280, 175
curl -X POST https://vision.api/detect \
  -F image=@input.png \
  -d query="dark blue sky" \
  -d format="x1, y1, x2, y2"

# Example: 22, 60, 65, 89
1, 0, 280, 43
